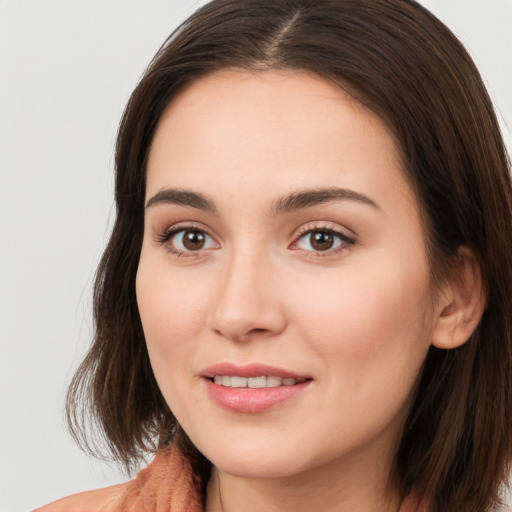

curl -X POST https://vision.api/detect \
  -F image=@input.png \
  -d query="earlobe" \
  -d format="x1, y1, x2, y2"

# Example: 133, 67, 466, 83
431, 247, 486, 350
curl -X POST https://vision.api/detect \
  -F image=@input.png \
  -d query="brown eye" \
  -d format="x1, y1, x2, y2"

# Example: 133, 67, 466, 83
310, 231, 335, 251
164, 228, 217, 253
294, 228, 353, 253
182, 230, 206, 250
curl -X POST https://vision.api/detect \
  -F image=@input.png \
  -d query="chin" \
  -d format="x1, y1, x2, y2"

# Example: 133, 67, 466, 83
190, 428, 310, 479
208, 450, 307, 479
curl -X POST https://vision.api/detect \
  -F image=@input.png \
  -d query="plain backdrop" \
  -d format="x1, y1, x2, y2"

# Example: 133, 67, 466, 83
1, 1, 511, 511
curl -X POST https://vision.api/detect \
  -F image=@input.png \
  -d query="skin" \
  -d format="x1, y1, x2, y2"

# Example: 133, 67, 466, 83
136, 69, 444, 512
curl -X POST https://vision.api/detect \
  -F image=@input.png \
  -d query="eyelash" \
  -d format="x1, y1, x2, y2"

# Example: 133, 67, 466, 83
291, 224, 356, 256
154, 223, 355, 258
154, 223, 215, 257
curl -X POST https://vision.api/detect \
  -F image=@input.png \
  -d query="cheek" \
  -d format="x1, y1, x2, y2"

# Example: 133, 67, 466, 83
286, 250, 434, 375
135, 258, 213, 365
287, 257, 434, 440
135, 259, 217, 418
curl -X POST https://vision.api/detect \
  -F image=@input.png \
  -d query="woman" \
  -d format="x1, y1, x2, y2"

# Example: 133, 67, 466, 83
36, 0, 512, 510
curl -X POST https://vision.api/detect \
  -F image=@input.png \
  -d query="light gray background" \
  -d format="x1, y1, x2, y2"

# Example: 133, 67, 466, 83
1, 1, 511, 511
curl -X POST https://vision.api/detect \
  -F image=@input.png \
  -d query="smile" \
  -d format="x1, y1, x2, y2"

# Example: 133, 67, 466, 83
212, 376, 299, 388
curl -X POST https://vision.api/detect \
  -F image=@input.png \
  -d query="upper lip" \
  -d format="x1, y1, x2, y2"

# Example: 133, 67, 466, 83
201, 363, 311, 380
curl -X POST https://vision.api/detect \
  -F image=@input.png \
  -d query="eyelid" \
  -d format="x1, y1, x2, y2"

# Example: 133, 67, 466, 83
290, 222, 356, 255
153, 220, 355, 258
154, 222, 220, 256
294, 221, 355, 239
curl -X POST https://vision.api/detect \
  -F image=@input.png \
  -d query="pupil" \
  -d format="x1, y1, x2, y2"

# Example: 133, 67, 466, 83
183, 231, 205, 250
311, 231, 333, 251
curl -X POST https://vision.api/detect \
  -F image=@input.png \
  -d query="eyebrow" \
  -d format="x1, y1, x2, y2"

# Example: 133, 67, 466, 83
145, 186, 379, 214
271, 187, 380, 214
145, 189, 217, 212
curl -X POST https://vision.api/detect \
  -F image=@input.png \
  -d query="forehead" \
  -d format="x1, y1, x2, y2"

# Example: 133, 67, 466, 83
146, 69, 415, 216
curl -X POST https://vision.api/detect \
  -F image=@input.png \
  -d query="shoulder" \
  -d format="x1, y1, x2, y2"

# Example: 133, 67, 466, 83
34, 482, 130, 512
33, 445, 204, 512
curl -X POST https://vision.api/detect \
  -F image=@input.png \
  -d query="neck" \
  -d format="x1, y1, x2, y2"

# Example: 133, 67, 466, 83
205, 453, 402, 512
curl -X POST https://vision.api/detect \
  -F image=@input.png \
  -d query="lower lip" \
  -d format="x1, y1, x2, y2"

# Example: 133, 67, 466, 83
204, 378, 310, 413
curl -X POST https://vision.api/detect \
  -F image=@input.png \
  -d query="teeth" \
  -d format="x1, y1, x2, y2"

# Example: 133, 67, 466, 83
231, 376, 248, 387
266, 376, 282, 387
212, 376, 298, 388
248, 376, 266, 388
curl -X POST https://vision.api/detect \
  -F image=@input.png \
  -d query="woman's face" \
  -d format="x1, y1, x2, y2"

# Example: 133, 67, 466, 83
136, 70, 438, 480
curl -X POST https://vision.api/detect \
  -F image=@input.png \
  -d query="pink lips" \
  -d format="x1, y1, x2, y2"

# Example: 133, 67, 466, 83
201, 363, 312, 413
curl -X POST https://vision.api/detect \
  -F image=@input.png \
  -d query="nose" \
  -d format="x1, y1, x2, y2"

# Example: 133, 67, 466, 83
208, 250, 287, 342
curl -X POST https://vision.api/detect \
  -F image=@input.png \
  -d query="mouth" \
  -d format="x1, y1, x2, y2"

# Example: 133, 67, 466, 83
201, 363, 312, 413
210, 375, 307, 388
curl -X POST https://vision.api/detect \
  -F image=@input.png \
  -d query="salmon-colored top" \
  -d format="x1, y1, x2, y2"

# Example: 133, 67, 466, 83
35, 446, 427, 512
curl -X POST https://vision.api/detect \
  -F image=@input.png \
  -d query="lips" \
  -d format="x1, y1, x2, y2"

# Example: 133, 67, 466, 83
201, 363, 312, 413
201, 362, 309, 380
213, 375, 299, 388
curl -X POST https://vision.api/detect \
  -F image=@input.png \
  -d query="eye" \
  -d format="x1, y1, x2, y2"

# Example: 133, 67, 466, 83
173, 229, 215, 251
293, 227, 354, 253
156, 226, 218, 255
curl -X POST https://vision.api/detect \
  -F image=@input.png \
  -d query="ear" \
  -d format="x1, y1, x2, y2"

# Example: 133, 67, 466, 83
431, 246, 486, 350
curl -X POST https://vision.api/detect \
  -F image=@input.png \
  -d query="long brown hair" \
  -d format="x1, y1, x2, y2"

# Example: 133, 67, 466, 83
66, 1, 512, 510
